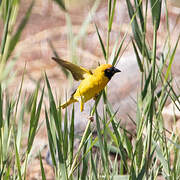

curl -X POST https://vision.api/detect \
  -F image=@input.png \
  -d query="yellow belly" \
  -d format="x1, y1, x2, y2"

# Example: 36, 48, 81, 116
73, 74, 109, 102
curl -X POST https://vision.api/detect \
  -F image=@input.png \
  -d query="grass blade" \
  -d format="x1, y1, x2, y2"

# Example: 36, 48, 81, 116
112, 33, 127, 66
95, 24, 106, 60
141, 69, 152, 100
108, 0, 116, 32
7, 0, 34, 58
135, 0, 145, 32
81, 139, 89, 179
164, 34, 180, 81
27, 86, 44, 153
90, 149, 98, 180
95, 110, 106, 172
45, 73, 60, 132
63, 109, 68, 160
69, 106, 75, 166
53, 0, 66, 11
111, 118, 128, 172
126, 0, 142, 52
39, 153, 47, 180
132, 39, 144, 72
150, 0, 162, 30
45, 107, 57, 167
0, 84, 3, 129
126, 0, 150, 60
15, 140, 22, 180
0, 2, 11, 55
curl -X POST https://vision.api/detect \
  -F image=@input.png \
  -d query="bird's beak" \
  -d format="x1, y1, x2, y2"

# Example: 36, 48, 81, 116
113, 67, 121, 73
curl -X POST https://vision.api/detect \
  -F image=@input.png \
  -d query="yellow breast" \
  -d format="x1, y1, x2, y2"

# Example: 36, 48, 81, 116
74, 73, 109, 102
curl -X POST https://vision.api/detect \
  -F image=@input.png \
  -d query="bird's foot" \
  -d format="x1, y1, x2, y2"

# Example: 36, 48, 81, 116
88, 116, 94, 122
93, 94, 99, 101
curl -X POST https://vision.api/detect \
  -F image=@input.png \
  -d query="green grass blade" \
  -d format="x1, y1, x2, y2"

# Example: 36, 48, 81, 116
0, 159, 7, 179
95, 24, 106, 60
135, 137, 144, 169
69, 105, 75, 166
39, 153, 47, 180
135, 0, 145, 32
103, 115, 109, 173
136, 158, 147, 180
132, 39, 144, 72
108, 0, 112, 23
45, 107, 57, 167
45, 73, 61, 137
95, 110, 106, 171
0, 84, 3, 129
53, 0, 66, 11
112, 33, 127, 66
7, 0, 34, 58
126, 0, 142, 52
0, 2, 11, 55
16, 103, 25, 151
15, 64, 26, 117
16, 68, 26, 150
90, 148, 98, 180
123, 129, 133, 159
81, 140, 89, 179
27, 86, 44, 153
15, 140, 22, 180
90, 91, 102, 116
141, 69, 152, 100
56, 135, 64, 163
63, 109, 68, 160
153, 140, 169, 175
126, 0, 151, 60
68, 119, 92, 178
111, 119, 128, 172
108, 0, 116, 32
164, 34, 180, 81
150, 0, 162, 30
27, 89, 38, 139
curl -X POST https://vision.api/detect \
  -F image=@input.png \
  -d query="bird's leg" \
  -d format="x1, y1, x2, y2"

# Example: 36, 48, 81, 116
80, 101, 84, 112
93, 94, 99, 101
79, 96, 84, 112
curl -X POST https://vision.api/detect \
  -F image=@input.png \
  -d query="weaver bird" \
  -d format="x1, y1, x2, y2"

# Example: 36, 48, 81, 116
52, 57, 121, 111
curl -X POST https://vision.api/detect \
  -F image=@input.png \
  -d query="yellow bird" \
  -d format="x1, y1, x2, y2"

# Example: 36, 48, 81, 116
52, 57, 121, 111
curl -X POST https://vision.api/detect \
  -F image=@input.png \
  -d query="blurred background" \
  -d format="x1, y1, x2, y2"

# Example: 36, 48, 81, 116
1, 0, 180, 179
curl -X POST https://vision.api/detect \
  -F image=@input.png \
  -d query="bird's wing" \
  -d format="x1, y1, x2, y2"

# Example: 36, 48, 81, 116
52, 57, 93, 81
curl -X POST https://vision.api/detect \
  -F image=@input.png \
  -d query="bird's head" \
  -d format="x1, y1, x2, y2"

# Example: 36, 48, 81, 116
104, 64, 121, 80
94, 64, 121, 80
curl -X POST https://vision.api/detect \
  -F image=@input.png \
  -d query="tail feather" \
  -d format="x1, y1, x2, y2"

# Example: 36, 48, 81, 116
61, 98, 77, 109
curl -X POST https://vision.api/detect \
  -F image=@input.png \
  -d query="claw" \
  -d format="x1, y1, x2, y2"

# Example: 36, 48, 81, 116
93, 94, 99, 101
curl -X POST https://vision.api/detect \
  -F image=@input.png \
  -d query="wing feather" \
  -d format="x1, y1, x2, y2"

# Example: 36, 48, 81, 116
52, 57, 92, 80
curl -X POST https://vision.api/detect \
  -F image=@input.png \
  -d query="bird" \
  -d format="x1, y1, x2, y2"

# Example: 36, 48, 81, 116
52, 57, 121, 112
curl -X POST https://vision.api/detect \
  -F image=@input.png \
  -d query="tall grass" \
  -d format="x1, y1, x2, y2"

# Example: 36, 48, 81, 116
45, 0, 180, 179
0, 76, 44, 179
0, 0, 34, 82
0, 0, 45, 179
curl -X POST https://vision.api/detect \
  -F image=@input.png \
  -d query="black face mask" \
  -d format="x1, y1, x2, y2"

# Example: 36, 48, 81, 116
104, 67, 121, 80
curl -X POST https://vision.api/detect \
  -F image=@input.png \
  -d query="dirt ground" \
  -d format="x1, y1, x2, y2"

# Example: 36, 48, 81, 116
7, 0, 180, 179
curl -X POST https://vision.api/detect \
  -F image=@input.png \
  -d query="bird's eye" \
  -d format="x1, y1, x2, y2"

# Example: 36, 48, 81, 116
105, 69, 110, 73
